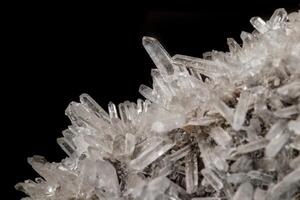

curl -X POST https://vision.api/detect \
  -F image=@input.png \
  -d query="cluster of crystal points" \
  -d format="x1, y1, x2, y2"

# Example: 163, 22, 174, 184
16, 9, 300, 200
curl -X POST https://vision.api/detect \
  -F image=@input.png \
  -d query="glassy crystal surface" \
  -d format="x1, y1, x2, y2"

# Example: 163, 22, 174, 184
16, 8, 300, 200
233, 91, 252, 131
232, 182, 253, 200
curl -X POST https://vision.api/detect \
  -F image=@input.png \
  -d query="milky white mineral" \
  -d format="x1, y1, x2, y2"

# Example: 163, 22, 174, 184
16, 8, 300, 200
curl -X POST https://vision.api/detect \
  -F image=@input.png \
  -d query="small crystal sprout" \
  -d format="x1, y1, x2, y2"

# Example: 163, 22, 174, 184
16, 8, 300, 200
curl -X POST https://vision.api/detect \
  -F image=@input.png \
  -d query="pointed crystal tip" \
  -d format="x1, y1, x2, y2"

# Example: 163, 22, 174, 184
142, 36, 157, 45
27, 155, 47, 165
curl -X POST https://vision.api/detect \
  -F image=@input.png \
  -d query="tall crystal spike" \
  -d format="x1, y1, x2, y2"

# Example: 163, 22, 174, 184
142, 36, 175, 77
269, 8, 288, 29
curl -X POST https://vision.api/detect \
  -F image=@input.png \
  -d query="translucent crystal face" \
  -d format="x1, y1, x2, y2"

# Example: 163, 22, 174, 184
16, 8, 300, 200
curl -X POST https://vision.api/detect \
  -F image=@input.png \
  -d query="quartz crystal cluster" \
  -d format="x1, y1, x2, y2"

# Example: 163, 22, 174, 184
16, 8, 300, 200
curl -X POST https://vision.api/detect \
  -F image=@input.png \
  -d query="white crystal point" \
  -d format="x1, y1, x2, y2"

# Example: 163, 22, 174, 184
269, 8, 288, 29
108, 101, 119, 119
57, 137, 76, 157
16, 8, 300, 200
26, 156, 56, 183
80, 93, 111, 124
142, 36, 175, 77
139, 84, 157, 103
250, 17, 270, 33
227, 37, 242, 54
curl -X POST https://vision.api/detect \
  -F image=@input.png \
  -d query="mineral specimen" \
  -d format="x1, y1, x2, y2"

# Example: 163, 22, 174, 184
16, 8, 300, 200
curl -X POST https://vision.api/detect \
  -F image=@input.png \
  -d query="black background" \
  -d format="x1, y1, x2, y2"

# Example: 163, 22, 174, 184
3, 0, 299, 199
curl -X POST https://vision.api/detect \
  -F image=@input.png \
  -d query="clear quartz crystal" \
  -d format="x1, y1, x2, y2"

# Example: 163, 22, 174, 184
108, 101, 119, 119
125, 133, 136, 155
247, 170, 273, 184
277, 81, 300, 98
142, 36, 175, 77
232, 138, 269, 156
240, 31, 253, 48
80, 93, 111, 124
57, 137, 76, 157
250, 17, 270, 33
265, 130, 290, 158
200, 144, 228, 171
233, 91, 252, 130
227, 172, 248, 185
168, 144, 191, 162
130, 137, 175, 170
172, 54, 224, 78
210, 126, 232, 148
274, 105, 299, 118
185, 152, 198, 194
211, 95, 234, 124
232, 182, 254, 200
16, 8, 300, 200
201, 168, 223, 191
265, 120, 287, 140
266, 168, 300, 200
139, 84, 157, 103
246, 117, 261, 141
136, 176, 171, 200
230, 155, 253, 173
269, 8, 288, 29
227, 38, 242, 54
27, 156, 56, 184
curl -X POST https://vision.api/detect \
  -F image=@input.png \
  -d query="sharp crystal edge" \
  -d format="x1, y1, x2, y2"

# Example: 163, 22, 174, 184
16, 8, 300, 200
